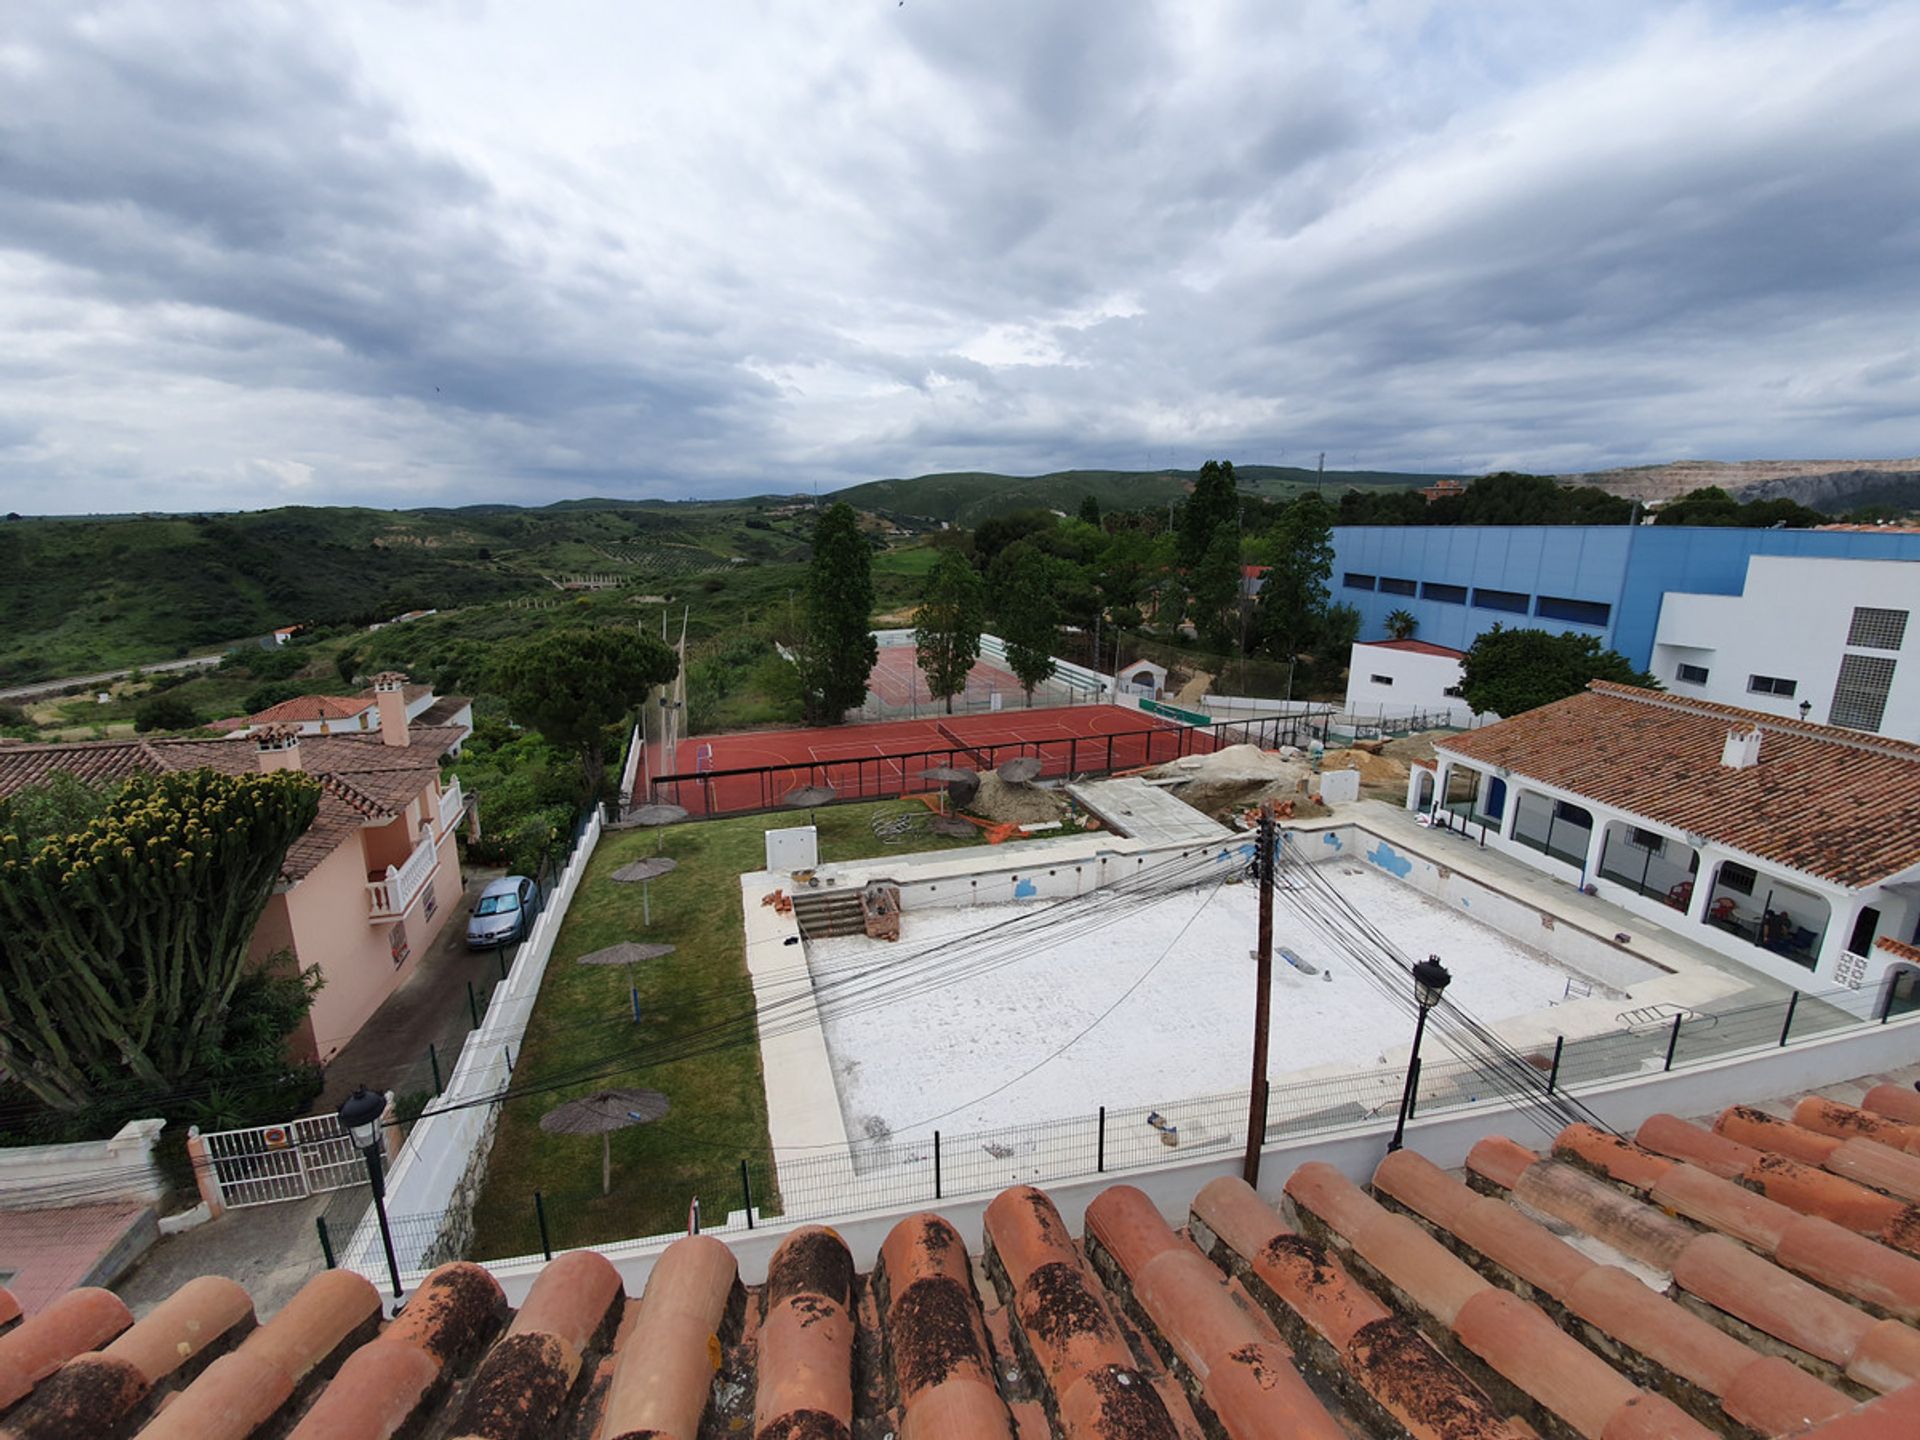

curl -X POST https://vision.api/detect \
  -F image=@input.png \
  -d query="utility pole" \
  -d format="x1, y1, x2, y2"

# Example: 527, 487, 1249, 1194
1242, 800, 1276, 1186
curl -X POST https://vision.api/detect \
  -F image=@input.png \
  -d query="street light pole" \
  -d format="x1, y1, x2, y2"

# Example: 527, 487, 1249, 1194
1242, 802, 1276, 1186
338, 1085, 403, 1300
1388, 956, 1452, 1153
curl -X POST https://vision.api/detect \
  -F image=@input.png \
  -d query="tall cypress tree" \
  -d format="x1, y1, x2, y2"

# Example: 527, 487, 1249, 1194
800, 503, 878, 724
1177, 458, 1238, 569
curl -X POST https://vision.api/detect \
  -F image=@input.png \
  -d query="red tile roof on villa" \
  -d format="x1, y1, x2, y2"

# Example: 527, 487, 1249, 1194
0, 729, 463, 885
9, 1100, 1920, 1438
1358, 638, 1467, 659
1434, 681, 1920, 888
248, 694, 374, 725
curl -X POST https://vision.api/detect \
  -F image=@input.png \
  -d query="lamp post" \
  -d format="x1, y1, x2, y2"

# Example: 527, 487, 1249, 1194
1798, 700, 1812, 722
338, 1085, 403, 1300
1387, 956, 1452, 1153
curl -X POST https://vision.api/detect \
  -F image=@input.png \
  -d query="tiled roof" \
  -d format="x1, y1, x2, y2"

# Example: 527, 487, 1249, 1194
1434, 682, 1920, 888
247, 694, 374, 725
413, 694, 472, 729
7, 1103, 1920, 1438
0, 730, 462, 884
1358, 639, 1466, 659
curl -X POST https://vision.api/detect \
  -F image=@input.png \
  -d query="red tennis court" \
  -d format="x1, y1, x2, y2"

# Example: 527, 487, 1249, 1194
650, 704, 1213, 817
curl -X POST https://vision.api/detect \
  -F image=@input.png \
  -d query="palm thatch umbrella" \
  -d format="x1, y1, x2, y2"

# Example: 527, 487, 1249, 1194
996, 755, 1044, 784
611, 856, 679, 926
577, 941, 676, 1023
626, 802, 689, 854
916, 766, 978, 814
781, 784, 837, 827
539, 1088, 670, 1196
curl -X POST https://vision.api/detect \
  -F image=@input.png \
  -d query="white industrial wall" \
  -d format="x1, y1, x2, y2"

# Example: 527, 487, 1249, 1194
1652, 554, 1920, 737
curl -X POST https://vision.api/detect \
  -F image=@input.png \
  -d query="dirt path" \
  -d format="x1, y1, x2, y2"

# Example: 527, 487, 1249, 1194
1170, 667, 1213, 706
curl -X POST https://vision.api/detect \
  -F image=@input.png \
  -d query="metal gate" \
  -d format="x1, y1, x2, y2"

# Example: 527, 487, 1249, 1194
201, 1113, 366, 1208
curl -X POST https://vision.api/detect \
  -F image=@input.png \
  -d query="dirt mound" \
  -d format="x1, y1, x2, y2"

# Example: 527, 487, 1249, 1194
1320, 747, 1410, 788
1379, 732, 1443, 767
964, 772, 1069, 826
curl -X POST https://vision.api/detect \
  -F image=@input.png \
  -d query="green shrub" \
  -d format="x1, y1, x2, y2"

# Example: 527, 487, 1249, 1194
134, 694, 199, 732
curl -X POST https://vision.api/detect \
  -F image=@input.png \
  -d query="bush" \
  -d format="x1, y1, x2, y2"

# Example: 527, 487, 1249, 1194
0, 702, 29, 729
134, 694, 199, 733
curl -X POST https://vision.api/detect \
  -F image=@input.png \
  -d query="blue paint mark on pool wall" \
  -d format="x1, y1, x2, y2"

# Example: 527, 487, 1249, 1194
1215, 842, 1257, 864
1014, 877, 1037, 898
1365, 839, 1414, 878
1321, 832, 1344, 851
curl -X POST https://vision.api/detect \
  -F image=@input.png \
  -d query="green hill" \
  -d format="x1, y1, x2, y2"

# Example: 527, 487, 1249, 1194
832, 465, 1453, 525
0, 499, 816, 684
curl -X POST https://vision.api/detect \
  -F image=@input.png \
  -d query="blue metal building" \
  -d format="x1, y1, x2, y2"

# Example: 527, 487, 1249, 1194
1330, 525, 1920, 669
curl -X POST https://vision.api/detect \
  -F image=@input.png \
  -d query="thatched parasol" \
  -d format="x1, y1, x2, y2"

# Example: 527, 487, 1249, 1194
577, 941, 677, 1023
915, 766, 978, 814
539, 1088, 671, 1195
611, 856, 679, 928
781, 784, 837, 827
996, 755, 1044, 784
625, 802, 689, 855
612, 857, 679, 883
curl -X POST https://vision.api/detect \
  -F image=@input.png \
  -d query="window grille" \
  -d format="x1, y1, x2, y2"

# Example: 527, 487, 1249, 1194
1421, 582, 1467, 605
1831, 653, 1896, 731
1535, 595, 1611, 626
1676, 663, 1709, 684
1343, 572, 1376, 591
1472, 587, 1529, 613
1369, 674, 1393, 686
1378, 576, 1417, 596
1719, 861, 1756, 896
1848, 607, 1908, 651
1748, 674, 1796, 697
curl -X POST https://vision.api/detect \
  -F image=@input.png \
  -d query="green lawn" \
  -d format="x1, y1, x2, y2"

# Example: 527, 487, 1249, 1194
465, 798, 988, 1259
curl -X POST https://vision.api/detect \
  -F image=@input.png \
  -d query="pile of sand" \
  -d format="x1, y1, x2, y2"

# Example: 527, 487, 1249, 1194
1319, 747, 1411, 788
963, 772, 1070, 826
1149, 743, 1305, 785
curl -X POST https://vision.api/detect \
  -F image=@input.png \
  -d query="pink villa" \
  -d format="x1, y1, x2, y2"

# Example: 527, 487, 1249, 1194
0, 674, 471, 1063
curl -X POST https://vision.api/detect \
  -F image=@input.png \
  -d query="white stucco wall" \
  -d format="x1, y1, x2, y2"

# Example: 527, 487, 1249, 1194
1652, 555, 1920, 738
1343, 642, 1491, 725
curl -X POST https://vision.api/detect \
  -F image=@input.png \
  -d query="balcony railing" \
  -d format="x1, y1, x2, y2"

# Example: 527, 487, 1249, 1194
367, 834, 439, 921
436, 775, 463, 836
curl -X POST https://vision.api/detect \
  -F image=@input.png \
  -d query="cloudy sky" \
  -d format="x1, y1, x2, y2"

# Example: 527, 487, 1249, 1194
2, 1, 1916, 513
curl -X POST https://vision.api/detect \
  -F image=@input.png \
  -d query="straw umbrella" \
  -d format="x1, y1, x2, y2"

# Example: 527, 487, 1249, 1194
627, 802, 688, 854
996, 756, 1044, 784
539, 1089, 670, 1196
577, 940, 675, 1024
781, 783, 837, 828
916, 766, 978, 815
611, 856, 678, 926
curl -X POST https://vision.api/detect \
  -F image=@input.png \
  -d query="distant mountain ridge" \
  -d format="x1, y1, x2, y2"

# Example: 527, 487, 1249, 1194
831, 465, 1457, 525
1560, 458, 1920, 511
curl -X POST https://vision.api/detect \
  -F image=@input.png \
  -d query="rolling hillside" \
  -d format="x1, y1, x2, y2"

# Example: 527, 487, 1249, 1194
1561, 459, 1920, 511
0, 499, 814, 684
832, 465, 1453, 525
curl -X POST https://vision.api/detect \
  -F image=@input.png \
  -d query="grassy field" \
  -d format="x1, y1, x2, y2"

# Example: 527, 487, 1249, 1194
465, 798, 989, 1259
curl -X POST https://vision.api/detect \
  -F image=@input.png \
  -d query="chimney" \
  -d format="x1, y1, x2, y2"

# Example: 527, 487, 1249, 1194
374, 672, 411, 748
1721, 723, 1762, 770
256, 724, 303, 772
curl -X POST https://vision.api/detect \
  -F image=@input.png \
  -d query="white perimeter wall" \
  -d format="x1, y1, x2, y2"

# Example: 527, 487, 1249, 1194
1653, 555, 1920, 737
0, 1119, 168, 1209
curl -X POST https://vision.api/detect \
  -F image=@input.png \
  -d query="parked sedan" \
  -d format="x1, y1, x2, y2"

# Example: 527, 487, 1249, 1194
467, 875, 540, 949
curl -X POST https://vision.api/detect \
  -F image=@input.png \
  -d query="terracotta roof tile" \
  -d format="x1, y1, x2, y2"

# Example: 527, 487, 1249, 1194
10, 1133, 1920, 1440
247, 694, 374, 725
1434, 682, 1920, 886
1358, 639, 1467, 659
1862, 1081, 1920, 1127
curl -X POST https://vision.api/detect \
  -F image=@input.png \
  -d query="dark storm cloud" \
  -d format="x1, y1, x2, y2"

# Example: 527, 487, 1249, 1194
0, 0, 1915, 511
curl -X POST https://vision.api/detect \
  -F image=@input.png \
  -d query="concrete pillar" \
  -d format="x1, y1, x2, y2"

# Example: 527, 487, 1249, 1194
185, 1126, 224, 1221
1686, 851, 1717, 926
1580, 814, 1608, 887
1816, 896, 1863, 983
380, 1091, 404, 1165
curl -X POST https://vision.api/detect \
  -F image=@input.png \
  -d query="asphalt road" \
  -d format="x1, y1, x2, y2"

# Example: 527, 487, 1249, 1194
0, 651, 229, 702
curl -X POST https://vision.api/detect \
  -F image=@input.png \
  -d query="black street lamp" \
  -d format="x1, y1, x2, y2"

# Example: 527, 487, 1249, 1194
338, 1084, 403, 1300
1387, 956, 1452, 1153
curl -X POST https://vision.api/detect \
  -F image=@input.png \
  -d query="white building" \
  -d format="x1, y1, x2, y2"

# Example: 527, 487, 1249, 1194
1343, 639, 1493, 726
1410, 681, 1920, 1005
1116, 659, 1168, 697
1651, 555, 1920, 739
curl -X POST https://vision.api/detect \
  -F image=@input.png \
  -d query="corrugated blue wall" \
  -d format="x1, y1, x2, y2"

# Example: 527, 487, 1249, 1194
1329, 525, 1920, 668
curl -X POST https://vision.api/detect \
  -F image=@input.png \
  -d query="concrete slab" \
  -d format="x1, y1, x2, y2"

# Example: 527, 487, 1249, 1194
1069, 777, 1234, 845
